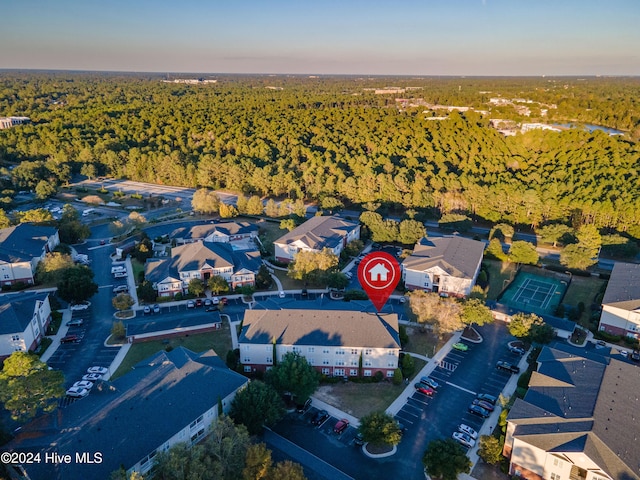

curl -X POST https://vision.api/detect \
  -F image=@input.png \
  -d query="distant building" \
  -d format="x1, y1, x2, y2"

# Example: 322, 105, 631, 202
274, 215, 360, 263
598, 262, 640, 339
504, 344, 640, 480
6, 347, 248, 479
0, 116, 30, 129
0, 224, 60, 287
0, 292, 52, 359
170, 221, 258, 245
401, 236, 484, 297
521, 123, 561, 133
238, 309, 401, 378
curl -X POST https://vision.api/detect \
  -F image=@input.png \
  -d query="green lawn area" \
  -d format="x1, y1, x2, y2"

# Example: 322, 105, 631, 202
404, 326, 441, 358
314, 382, 405, 418
562, 275, 606, 327
111, 323, 233, 380
131, 259, 145, 284
484, 259, 518, 300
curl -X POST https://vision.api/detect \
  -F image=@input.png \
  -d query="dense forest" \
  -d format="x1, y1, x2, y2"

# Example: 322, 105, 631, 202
1, 72, 639, 236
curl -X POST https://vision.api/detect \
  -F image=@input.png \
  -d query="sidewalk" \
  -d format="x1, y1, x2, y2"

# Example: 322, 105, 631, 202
310, 397, 360, 428
40, 309, 72, 363
103, 342, 132, 381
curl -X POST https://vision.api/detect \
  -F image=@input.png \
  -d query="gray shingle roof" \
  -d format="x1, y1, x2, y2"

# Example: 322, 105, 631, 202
601, 262, 640, 310
171, 241, 234, 272
0, 224, 57, 263
274, 216, 358, 251
507, 345, 640, 480
239, 309, 400, 349
0, 291, 49, 335
402, 236, 484, 279
7, 347, 248, 480
126, 312, 221, 336
170, 222, 257, 241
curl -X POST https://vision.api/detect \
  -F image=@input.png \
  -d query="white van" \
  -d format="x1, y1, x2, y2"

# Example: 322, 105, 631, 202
82, 208, 95, 216
111, 265, 126, 274
113, 271, 128, 278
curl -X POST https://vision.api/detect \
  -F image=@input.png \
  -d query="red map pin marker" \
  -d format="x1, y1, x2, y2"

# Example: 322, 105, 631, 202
358, 252, 401, 312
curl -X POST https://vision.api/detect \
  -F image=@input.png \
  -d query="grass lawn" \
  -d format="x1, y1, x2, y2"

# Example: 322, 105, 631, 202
272, 269, 304, 290
484, 260, 518, 300
111, 323, 233, 380
314, 382, 405, 418
404, 326, 447, 358
562, 275, 606, 326
131, 259, 145, 284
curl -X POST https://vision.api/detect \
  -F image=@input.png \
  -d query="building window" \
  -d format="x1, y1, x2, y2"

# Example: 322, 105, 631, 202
388, 351, 395, 356
244, 366, 252, 373
386, 370, 394, 377
335, 350, 345, 355
322, 368, 330, 375
351, 348, 358, 355
322, 359, 330, 365
292, 346, 301, 353
242, 357, 250, 363
266, 345, 271, 351
349, 369, 358, 376
350, 360, 358, 366
11, 335, 20, 341
322, 348, 330, 354
190, 415, 204, 429
363, 370, 372, 377
553, 459, 563, 468
308, 347, 315, 353
364, 349, 372, 355
266, 357, 272, 363
364, 360, 372, 367
336, 361, 344, 366
334, 369, 345, 377
550, 474, 560, 480
387, 362, 396, 367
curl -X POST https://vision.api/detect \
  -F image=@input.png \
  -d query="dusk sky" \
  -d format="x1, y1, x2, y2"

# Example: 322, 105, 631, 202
1, 0, 639, 76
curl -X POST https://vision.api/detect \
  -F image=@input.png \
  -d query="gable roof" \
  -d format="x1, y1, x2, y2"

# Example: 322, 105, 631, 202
601, 262, 640, 311
0, 224, 57, 263
171, 241, 234, 272
402, 236, 484, 279
274, 216, 359, 251
170, 222, 258, 241
0, 292, 49, 335
507, 345, 640, 480
7, 347, 248, 480
239, 309, 400, 349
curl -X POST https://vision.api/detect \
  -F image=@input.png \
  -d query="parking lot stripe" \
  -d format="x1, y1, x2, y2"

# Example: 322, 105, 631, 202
99, 284, 115, 288
445, 382, 476, 396
409, 396, 430, 406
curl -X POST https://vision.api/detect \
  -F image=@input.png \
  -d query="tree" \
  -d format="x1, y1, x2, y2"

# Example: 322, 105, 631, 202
0, 209, 10, 229
267, 461, 307, 480
243, 443, 272, 480
560, 244, 595, 270
288, 248, 339, 284
80, 163, 98, 179
530, 320, 556, 344
280, 218, 296, 232
203, 415, 251, 480
0, 352, 65, 421
128, 211, 147, 227
209, 275, 230, 294
264, 199, 279, 217
397, 219, 426, 245
320, 196, 343, 212
16, 208, 53, 224
266, 352, 319, 403
537, 223, 573, 247
56, 265, 98, 304
461, 298, 493, 327
576, 224, 602, 252
508, 241, 539, 265
230, 381, 285, 435
35, 252, 75, 284
401, 353, 415, 378
111, 321, 126, 339
246, 195, 264, 215
508, 312, 542, 339
137, 280, 157, 303
35, 179, 56, 200
343, 239, 364, 257
219, 203, 238, 218
58, 218, 91, 244
485, 238, 507, 261
255, 265, 273, 290
326, 271, 350, 289
478, 435, 503, 465
192, 188, 220, 214
358, 411, 402, 447
151, 442, 207, 480
188, 278, 205, 297
112, 293, 134, 311
489, 223, 514, 242
422, 438, 471, 480
408, 291, 463, 336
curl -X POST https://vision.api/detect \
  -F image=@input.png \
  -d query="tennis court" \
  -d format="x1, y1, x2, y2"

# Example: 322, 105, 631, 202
499, 271, 567, 316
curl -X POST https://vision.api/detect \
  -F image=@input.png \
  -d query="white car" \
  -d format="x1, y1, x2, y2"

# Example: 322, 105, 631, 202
66, 386, 89, 398
113, 285, 129, 294
452, 432, 476, 448
278, 291, 286, 298
458, 424, 478, 439
73, 380, 94, 390
87, 366, 108, 375
211, 297, 220, 305
82, 373, 102, 382
70, 302, 90, 311
114, 271, 128, 278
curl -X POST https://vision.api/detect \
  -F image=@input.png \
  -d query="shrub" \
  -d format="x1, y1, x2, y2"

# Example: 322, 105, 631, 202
373, 371, 384, 383
392, 368, 403, 386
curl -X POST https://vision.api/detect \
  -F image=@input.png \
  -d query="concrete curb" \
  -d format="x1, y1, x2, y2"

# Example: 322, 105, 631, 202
361, 443, 397, 458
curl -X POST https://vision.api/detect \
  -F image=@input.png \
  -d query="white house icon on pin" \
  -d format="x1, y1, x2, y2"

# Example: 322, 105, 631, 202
368, 263, 390, 282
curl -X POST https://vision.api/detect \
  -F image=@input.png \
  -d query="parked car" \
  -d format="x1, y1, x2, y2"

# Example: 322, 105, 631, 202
301, 289, 308, 297
452, 432, 476, 448
114, 272, 127, 278
205, 305, 219, 312
496, 361, 520, 374
420, 376, 439, 390
296, 398, 312, 413
458, 424, 478, 439
414, 383, 434, 396
87, 366, 108, 375
509, 345, 526, 355
66, 386, 89, 398
468, 404, 491, 418
220, 297, 228, 305
452, 342, 469, 352
73, 380, 94, 390
66, 319, 84, 327
153, 304, 160, 313
143, 305, 151, 314
472, 399, 495, 412
187, 300, 195, 309
211, 297, 220, 305
476, 393, 498, 405
60, 335, 81, 344
70, 302, 90, 311
311, 410, 329, 426
632, 350, 640, 362
354, 432, 365, 446
333, 418, 349, 434
82, 373, 102, 382
112, 285, 128, 294
195, 298, 203, 307
203, 298, 213, 307
278, 291, 286, 298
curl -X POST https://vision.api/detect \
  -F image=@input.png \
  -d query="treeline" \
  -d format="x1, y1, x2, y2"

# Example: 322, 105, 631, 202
1, 73, 640, 237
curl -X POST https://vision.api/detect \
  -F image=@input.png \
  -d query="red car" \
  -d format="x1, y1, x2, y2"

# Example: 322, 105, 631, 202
333, 418, 349, 434
414, 383, 434, 396
61, 334, 81, 344
220, 297, 228, 305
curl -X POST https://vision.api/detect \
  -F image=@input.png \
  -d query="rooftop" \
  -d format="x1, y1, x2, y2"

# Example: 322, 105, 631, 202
402, 236, 485, 279
0, 224, 57, 264
601, 262, 640, 311
275, 215, 359, 251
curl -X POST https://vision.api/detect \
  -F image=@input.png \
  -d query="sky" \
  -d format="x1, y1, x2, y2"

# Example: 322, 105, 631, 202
1, 0, 639, 76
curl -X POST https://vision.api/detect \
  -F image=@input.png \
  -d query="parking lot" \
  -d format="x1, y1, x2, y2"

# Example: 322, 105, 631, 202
271, 321, 521, 480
